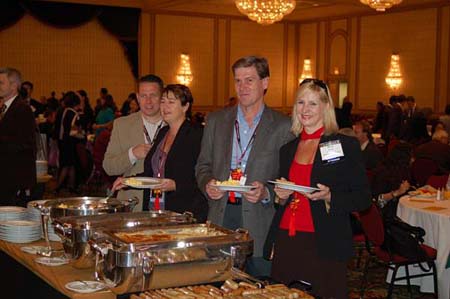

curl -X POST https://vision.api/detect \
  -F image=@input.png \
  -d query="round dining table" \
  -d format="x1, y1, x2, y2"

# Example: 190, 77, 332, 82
393, 195, 450, 299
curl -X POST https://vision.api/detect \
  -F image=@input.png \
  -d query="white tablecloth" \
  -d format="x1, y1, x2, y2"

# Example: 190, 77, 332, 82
391, 196, 450, 299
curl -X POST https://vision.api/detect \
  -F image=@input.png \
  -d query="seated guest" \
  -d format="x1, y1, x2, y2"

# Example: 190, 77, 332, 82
113, 84, 208, 222
371, 142, 412, 219
408, 114, 430, 146
265, 79, 371, 299
93, 94, 115, 136
415, 130, 450, 172
440, 104, 450, 136
353, 120, 383, 170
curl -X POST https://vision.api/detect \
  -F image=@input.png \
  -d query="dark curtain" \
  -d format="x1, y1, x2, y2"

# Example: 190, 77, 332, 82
0, 0, 140, 79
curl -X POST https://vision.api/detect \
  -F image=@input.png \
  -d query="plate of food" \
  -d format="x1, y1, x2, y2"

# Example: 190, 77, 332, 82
123, 177, 162, 189
65, 281, 106, 293
212, 180, 255, 192
408, 185, 437, 199
268, 180, 320, 194
35, 257, 69, 266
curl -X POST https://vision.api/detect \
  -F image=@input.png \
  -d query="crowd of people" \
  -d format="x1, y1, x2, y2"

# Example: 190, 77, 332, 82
1, 55, 450, 298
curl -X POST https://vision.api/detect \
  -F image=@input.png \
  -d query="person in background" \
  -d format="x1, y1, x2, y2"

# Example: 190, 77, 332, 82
196, 56, 294, 277
76, 90, 94, 134
353, 120, 383, 171
113, 84, 208, 221
440, 104, 450, 137
120, 93, 138, 116
371, 142, 413, 219
94, 87, 108, 118
93, 94, 115, 136
47, 91, 59, 111
264, 79, 371, 298
0, 67, 36, 206
103, 74, 165, 211
22, 81, 45, 117
373, 101, 387, 135
225, 96, 237, 108
415, 129, 450, 172
54, 91, 81, 194
128, 96, 140, 114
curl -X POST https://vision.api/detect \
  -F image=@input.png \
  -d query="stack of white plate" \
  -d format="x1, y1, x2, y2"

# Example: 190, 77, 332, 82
0, 220, 41, 243
26, 200, 61, 242
0, 206, 28, 221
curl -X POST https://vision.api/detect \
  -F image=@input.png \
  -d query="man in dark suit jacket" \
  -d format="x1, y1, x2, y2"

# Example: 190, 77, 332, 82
196, 56, 294, 277
354, 120, 383, 170
415, 130, 450, 173
0, 68, 36, 205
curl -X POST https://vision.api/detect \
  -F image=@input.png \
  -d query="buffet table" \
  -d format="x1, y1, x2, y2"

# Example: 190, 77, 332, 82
0, 239, 115, 299
394, 196, 450, 299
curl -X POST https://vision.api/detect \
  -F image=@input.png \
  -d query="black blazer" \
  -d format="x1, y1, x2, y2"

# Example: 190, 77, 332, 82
143, 120, 208, 222
0, 96, 37, 190
264, 133, 371, 261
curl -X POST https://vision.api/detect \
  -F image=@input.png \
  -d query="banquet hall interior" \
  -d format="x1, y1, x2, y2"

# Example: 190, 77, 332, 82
1, 0, 450, 299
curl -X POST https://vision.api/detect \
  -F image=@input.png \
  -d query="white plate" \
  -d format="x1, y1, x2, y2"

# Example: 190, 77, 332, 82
212, 184, 255, 192
65, 281, 106, 293
408, 191, 436, 199
268, 180, 320, 194
21, 245, 48, 255
123, 177, 163, 189
0, 206, 27, 213
35, 257, 69, 266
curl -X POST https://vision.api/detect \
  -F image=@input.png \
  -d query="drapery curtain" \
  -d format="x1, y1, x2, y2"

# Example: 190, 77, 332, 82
0, 0, 140, 78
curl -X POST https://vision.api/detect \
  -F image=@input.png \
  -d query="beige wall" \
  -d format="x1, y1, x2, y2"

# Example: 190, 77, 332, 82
140, 3, 450, 114
0, 14, 135, 107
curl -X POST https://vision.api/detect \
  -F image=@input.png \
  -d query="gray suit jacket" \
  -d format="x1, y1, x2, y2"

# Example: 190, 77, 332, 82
196, 105, 294, 257
103, 112, 146, 211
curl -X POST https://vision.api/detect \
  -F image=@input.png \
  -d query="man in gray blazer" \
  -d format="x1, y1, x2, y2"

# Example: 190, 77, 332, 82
196, 56, 293, 277
103, 74, 164, 211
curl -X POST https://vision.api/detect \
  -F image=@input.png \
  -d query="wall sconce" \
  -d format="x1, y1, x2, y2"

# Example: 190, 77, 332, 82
176, 54, 193, 86
333, 66, 340, 75
385, 54, 403, 90
299, 58, 313, 83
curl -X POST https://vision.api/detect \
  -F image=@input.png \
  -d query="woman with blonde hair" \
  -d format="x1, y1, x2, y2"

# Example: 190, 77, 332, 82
264, 79, 371, 298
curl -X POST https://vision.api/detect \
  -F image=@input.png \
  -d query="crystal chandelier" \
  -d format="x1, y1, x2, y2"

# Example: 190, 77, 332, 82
299, 59, 313, 83
385, 54, 402, 90
235, 0, 296, 25
176, 54, 193, 86
360, 0, 402, 12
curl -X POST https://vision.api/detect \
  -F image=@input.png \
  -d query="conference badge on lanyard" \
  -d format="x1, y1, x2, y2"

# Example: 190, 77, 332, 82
319, 140, 344, 164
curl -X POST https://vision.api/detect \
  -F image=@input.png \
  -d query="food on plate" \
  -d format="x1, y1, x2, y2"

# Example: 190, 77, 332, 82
409, 185, 437, 196
276, 179, 295, 185
216, 179, 241, 186
125, 178, 143, 186
115, 227, 225, 243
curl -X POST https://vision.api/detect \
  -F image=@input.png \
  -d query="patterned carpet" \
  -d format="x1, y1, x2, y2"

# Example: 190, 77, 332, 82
347, 250, 436, 299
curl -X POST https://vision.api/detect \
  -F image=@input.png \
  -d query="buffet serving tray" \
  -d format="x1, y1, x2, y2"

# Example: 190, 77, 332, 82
90, 222, 253, 294
53, 211, 195, 269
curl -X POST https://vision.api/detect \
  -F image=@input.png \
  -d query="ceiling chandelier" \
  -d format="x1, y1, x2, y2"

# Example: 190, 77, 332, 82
360, 0, 402, 12
235, 0, 296, 25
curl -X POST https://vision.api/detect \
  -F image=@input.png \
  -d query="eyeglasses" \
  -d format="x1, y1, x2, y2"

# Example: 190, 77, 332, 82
300, 78, 328, 96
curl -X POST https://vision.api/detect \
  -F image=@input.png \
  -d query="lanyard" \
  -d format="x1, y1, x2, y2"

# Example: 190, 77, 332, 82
143, 121, 163, 146
234, 119, 259, 167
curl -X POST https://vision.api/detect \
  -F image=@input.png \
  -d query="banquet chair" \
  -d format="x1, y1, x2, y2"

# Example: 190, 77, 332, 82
411, 158, 439, 187
426, 174, 450, 189
358, 203, 438, 299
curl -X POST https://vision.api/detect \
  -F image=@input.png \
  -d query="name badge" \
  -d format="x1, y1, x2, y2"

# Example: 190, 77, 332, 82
319, 140, 344, 164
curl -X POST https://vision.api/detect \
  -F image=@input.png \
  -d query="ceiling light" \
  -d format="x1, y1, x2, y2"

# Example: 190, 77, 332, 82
360, 0, 402, 12
235, 0, 296, 25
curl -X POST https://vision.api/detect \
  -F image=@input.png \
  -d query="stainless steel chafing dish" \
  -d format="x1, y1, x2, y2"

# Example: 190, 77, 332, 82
31, 196, 139, 255
53, 211, 195, 269
89, 222, 253, 294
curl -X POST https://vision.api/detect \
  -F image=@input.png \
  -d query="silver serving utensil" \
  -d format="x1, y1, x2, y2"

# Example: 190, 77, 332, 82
100, 190, 114, 204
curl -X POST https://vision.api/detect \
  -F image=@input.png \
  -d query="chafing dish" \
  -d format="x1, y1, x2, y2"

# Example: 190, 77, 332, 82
31, 196, 139, 255
89, 222, 253, 294
53, 211, 195, 268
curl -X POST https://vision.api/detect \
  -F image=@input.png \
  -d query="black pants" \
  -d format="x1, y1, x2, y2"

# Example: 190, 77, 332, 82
271, 230, 348, 299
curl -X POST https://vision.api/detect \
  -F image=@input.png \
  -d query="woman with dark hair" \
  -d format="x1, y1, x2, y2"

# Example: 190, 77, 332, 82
113, 84, 208, 222
93, 94, 115, 136
54, 91, 81, 193
371, 142, 413, 219
76, 90, 94, 134
120, 93, 138, 116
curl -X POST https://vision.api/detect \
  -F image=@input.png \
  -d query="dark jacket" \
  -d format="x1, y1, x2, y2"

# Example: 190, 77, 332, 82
0, 96, 37, 191
143, 120, 208, 222
415, 140, 450, 173
362, 141, 383, 171
264, 133, 371, 262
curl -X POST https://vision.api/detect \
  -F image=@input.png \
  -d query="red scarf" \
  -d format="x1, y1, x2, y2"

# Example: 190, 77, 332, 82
301, 126, 324, 140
